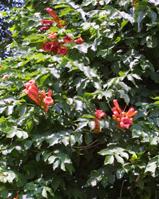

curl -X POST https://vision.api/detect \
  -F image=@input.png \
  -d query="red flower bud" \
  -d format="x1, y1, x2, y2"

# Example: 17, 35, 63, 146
127, 107, 138, 117
113, 99, 122, 113
45, 7, 53, 13
75, 37, 84, 44
94, 118, 101, 134
39, 26, 50, 31
47, 89, 53, 97
45, 7, 59, 20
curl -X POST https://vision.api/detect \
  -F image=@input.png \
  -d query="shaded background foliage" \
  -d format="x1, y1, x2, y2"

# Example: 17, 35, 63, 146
0, 0, 159, 198
0, 0, 24, 59
0, 0, 24, 8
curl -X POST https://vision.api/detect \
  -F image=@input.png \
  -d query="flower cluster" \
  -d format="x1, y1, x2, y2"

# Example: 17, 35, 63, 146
93, 109, 106, 134
112, 99, 137, 129
42, 34, 84, 55
93, 100, 137, 133
40, 7, 65, 31
40, 7, 84, 55
24, 80, 54, 112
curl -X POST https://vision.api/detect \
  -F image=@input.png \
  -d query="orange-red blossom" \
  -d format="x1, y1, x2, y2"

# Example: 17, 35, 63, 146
94, 109, 106, 134
24, 80, 54, 112
40, 7, 65, 31
45, 7, 65, 28
112, 99, 137, 129
42, 34, 84, 55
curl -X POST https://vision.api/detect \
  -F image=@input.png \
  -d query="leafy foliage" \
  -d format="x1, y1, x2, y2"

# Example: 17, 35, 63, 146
0, 0, 159, 198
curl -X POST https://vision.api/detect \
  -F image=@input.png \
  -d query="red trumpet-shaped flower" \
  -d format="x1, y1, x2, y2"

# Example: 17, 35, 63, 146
42, 41, 60, 53
95, 109, 106, 120
41, 89, 54, 112
120, 117, 133, 129
39, 8, 65, 32
24, 80, 39, 105
39, 19, 54, 32
24, 80, 54, 112
94, 109, 106, 134
42, 40, 68, 56
45, 7, 65, 28
112, 99, 137, 129
57, 46, 68, 55
45, 7, 59, 20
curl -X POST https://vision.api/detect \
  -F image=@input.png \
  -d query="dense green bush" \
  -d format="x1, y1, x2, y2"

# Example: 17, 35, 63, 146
0, 0, 159, 198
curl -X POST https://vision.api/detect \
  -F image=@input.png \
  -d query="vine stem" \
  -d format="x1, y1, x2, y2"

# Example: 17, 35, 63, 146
119, 180, 125, 199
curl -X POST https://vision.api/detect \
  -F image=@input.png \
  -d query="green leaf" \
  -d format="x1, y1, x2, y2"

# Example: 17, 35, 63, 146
98, 149, 112, 156
115, 154, 124, 164
104, 155, 114, 165
0, 171, 16, 183
6, 126, 28, 139
145, 160, 157, 177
